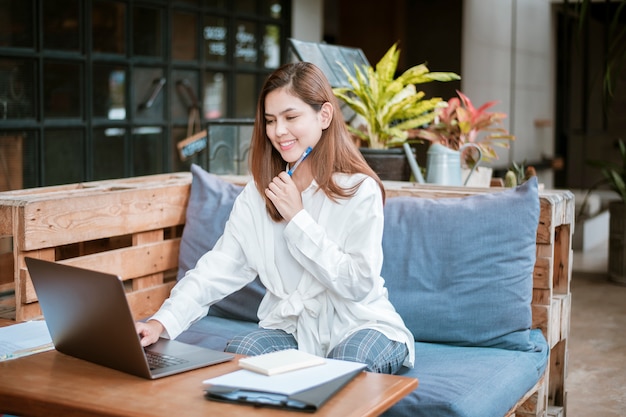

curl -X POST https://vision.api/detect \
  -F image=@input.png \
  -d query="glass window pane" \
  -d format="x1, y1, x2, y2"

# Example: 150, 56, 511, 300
20, 130, 38, 188
132, 127, 163, 176
237, 123, 253, 174
234, 73, 255, 118
208, 124, 237, 175
133, 67, 165, 122
261, 0, 283, 19
0, 1, 34, 48
172, 11, 198, 61
0, 58, 36, 119
203, 0, 227, 9
175, 0, 200, 6
44, 129, 84, 186
206, 123, 253, 175
93, 127, 125, 180
235, 21, 258, 66
93, 0, 126, 54
93, 64, 126, 119
172, 70, 199, 123
263, 25, 280, 69
43, 61, 82, 118
203, 71, 227, 119
203, 16, 228, 64
235, 0, 255, 14
133, 6, 163, 57
43, 0, 80, 51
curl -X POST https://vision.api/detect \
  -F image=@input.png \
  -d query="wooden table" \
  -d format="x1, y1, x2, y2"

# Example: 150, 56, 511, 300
0, 320, 417, 417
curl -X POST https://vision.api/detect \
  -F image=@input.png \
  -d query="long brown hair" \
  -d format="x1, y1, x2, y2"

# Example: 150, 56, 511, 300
249, 62, 385, 222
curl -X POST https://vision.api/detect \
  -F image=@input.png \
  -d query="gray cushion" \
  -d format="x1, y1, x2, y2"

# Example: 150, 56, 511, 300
180, 316, 549, 417
177, 315, 259, 351
384, 330, 549, 417
177, 164, 264, 322
382, 178, 540, 351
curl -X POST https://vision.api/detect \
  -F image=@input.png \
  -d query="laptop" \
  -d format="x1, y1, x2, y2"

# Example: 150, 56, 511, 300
25, 257, 234, 379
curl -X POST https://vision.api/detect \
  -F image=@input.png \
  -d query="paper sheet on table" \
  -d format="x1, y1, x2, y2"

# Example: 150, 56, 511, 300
0, 320, 54, 361
203, 358, 366, 395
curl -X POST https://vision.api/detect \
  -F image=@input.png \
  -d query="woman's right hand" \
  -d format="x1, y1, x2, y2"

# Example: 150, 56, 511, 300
265, 171, 304, 222
135, 320, 165, 347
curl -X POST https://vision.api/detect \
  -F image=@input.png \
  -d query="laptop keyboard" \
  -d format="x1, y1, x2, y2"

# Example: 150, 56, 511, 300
145, 350, 189, 370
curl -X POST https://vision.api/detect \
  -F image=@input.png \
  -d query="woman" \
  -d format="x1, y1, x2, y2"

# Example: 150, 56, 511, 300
136, 62, 414, 374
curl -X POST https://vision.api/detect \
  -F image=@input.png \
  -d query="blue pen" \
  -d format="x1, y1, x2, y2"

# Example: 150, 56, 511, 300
287, 146, 312, 176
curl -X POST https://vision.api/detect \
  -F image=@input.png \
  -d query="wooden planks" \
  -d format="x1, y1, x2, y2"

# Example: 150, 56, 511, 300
0, 173, 198, 322
14, 182, 189, 251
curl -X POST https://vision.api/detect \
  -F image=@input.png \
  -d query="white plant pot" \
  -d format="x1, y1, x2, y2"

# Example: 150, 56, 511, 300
462, 166, 493, 188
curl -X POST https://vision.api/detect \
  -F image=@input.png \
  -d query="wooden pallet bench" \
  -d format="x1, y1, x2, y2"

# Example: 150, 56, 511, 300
0, 174, 574, 417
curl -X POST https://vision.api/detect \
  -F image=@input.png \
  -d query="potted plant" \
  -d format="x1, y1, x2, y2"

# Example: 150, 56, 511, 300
411, 90, 515, 186
503, 160, 537, 188
584, 138, 626, 285
332, 43, 460, 180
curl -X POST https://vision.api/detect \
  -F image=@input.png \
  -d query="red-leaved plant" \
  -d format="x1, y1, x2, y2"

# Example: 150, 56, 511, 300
412, 90, 515, 165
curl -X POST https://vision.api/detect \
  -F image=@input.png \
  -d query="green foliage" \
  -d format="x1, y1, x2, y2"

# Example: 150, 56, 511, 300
587, 138, 626, 202
511, 160, 527, 185
573, 0, 626, 110
332, 43, 460, 149
412, 90, 515, 164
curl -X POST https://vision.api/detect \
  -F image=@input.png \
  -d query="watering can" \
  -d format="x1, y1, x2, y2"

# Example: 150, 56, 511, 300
401, 142, 482, 186
426, 143, 482, 186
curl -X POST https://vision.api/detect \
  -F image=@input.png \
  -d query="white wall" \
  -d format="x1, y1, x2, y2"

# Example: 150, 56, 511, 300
462, 0, 554, 187
291, 0, 324, 42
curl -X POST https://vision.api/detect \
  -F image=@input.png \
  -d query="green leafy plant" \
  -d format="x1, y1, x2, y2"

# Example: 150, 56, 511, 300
510, 161, 527, 185
332, 43, 460, 149
411, 90, 515, 165
573, 0, 626, 110
504, 160, 536, 188
577, 138, 626, 218
588, 138, 626, 202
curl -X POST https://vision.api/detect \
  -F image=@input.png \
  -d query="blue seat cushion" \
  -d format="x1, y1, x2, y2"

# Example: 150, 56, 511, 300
383, 329, 549, 417
178, 317, 548, 417
176, 315, 259, 352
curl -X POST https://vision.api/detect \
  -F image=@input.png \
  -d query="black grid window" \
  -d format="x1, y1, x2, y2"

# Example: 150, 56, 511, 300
0, 0, 291, 189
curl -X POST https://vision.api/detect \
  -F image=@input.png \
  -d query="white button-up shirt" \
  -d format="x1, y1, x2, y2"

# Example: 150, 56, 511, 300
151, 173, 415, 368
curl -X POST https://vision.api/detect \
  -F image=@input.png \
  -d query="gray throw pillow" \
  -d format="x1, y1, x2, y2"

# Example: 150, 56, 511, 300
177, 164, 264, 322
382, 178, 540, 351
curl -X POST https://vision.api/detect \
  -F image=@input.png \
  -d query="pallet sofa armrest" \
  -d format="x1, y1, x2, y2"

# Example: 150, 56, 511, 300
532, 189, 574, 417
383, 181, 574, 417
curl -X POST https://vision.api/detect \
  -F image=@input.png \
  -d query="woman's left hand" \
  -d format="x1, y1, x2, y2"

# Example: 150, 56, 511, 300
265, 172, 304, 221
